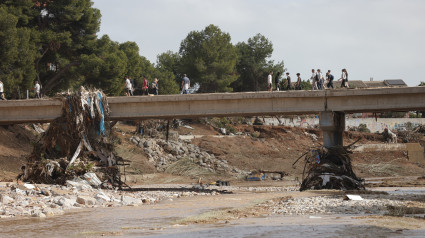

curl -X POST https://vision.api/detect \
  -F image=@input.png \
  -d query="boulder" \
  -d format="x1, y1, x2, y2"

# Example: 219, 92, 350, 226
76, 196, 97, 206
32, 210, 46, 218
144, 140, 152, 148
95, 192, 111, 202
164, 144, 177, 155
0, 194, 14, 204
51, 187, 70, 196
56, 197, 75, 208
168, 131, 179, 140
66, 178, 92, 190
83, 172, 102, 187
121, 196, 142, 206
40, 189, 51, 196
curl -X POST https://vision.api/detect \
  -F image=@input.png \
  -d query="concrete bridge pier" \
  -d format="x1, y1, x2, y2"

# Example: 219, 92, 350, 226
319, 111, 345, 148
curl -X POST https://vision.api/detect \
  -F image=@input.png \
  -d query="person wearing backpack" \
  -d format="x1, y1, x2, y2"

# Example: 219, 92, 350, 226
152, 78, 159, 95
326, 70, 334, 89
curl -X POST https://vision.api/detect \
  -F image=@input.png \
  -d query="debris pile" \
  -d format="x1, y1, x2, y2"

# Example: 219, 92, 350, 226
129, 136, 248, 177
23, 88, 125, 188
382, 128, 398, 143
297, 145, 364, 191
396, 130, 422, 143
0, 182, 220, 219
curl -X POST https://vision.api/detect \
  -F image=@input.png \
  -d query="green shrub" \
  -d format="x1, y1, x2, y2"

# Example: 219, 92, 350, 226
358, 124, 370, 133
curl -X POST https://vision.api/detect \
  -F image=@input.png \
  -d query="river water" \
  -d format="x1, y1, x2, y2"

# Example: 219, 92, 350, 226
0, 189, 424, 237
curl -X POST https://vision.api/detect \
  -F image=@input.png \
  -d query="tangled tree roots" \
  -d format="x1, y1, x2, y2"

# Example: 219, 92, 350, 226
24, 87, 125, 188
298, 145, 364, 191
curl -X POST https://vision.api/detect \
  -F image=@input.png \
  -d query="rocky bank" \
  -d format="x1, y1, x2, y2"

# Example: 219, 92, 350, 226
0, 181, 222, 219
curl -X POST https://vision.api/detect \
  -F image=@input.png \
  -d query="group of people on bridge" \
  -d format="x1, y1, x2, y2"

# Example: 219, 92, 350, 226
0, 68, 349, 101
124, 73, 191, 96
267, 68, 349, 91
0, 80, 41, 100
124, 76, 159, 96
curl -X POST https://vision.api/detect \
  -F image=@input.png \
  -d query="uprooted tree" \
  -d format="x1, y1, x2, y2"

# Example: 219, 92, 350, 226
23, 87, 125, 188
296, 144, 365, 191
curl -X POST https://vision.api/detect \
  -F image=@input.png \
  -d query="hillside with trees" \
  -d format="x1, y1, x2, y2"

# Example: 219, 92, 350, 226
0, 0, 286, 98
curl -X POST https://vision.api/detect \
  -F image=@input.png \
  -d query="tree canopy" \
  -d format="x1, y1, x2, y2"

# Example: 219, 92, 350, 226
0, 1, 284, 98
0, 4, 37, 97
233, 33, 284, 92
179, 24, 238, 93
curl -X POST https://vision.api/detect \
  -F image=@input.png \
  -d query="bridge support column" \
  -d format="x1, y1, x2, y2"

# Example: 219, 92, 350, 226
319, 111, 345, 148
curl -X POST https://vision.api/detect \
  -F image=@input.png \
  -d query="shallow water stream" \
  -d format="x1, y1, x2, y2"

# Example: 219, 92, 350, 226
0, 189, 424, 237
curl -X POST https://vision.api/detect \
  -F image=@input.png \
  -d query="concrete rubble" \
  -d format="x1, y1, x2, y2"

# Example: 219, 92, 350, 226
0, 180, 220, 219
129, 136, 249, 177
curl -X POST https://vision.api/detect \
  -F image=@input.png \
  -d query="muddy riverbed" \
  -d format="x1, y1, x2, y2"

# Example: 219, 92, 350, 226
0, 183, 424, 237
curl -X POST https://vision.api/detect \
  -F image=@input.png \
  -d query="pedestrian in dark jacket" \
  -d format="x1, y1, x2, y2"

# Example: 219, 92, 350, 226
274, 72, 281, 91
295, 73, 302, 90
285, 72, 291, 90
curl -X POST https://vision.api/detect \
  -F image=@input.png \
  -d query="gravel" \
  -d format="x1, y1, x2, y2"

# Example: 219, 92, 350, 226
0, 182, 221, 219
268, 194, 420, 216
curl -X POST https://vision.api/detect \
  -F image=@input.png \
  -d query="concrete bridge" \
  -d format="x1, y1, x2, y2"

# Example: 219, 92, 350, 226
1, 87, 425, 147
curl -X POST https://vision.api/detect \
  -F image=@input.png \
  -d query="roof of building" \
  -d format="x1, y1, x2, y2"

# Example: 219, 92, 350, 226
347, 80, 368, 89
384, 79, 407, 87
363, 81, 388, 88
334, 80, 367, 89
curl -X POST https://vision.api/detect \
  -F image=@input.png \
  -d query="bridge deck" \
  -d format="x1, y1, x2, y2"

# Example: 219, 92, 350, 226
1, 87, 424, 124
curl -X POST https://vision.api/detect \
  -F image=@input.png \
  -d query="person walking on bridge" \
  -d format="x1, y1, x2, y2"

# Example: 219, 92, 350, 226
295, 73, 302, 90
326, 70, 334, 89
181, 74, 190, 94
338, 68, 348, 88
124, 76, 132, 96
34, 81, 41, 98
310, 69, 318, 90
316, 69, 324, 90
285, 72, 292, 90
0, 80, 5, 100
152, 78, 159, 95
267, 71, 273, 91
274, 72, 281, 91
142, 76, 149, 95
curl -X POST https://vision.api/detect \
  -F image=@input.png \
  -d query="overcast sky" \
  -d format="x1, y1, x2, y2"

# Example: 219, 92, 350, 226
92, 0, 425, 86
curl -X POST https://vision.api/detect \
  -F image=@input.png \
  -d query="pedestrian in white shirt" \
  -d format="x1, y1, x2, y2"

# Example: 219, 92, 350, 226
310, 69, 318, 90
124, 76, 132, 96
34, 81, 41, 98
338, 68, 349, 88
0, 80, 5, 100
267, 71, 273, 91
